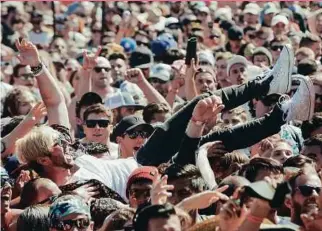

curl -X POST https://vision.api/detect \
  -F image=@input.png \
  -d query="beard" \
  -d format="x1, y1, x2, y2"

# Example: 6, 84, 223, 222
292, 200, 304, 226
51, 154, 74, 170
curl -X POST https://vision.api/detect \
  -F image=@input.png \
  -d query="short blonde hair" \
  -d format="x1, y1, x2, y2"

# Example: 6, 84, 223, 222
16, 126, 61, 164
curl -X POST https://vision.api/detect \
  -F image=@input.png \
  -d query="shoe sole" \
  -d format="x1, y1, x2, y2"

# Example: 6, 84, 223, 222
298, 76, 315, 121
271, 45, 293, 94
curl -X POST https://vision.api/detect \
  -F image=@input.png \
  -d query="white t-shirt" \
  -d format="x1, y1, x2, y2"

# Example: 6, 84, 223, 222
71, 155, 139, 200
28, 31, 51, 46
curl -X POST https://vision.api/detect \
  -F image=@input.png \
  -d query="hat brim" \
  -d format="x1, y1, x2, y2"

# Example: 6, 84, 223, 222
126, 123, 154, 135
245, 181, 275, 201
136, 63, 153, 69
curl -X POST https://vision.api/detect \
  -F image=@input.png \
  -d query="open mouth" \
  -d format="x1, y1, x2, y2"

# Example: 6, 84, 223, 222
93, 134, 102, 137
133, 146, 141, 151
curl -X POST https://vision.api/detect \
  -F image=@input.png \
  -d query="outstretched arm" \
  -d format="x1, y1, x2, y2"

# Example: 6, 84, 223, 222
15, 39, 69, 128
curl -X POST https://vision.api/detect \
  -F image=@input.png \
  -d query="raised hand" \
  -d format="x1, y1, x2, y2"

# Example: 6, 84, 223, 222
15, 170, 31, 193
207, 141, 228, 157
125, 68, 145, 84
15, 39, 41, 67
150, 173, 174, 205
82, 47, 102, 71
177, 185, 229, 212
73, 183, 100, 202
185, 58, 199, 80
192, 95, 225, 123
170, 78, 185, 93
25, 102, 47, 124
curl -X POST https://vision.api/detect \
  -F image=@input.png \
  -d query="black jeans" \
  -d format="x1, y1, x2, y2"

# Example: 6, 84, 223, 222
136, 76, 274, 166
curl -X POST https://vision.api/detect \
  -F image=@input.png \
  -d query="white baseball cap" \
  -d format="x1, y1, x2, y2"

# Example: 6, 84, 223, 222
271, 15, 289, 26
243, 3, 261, 15
227, 55, 248, 76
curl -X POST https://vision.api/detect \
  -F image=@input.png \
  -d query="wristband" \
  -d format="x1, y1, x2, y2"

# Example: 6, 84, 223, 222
246, 214, 264, 224
31, 62, 44, 76
191, 117, 205, 126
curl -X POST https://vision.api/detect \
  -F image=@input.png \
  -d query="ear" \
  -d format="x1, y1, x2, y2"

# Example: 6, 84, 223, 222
36, 156, 52, 166
76, 118, 83, 125
116, 136, 122, 144
108, 124, 113, 133
284, 195, 293, 210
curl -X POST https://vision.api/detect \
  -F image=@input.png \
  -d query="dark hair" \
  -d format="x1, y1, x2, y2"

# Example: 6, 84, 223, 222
108, 52, 127, 61
1, 116, 25, 137
300, 33, 321, 48
76, 93, 103, 119
17, 205, 50, 231
243, 26, 257, 34
2, 86, 36, 118
11, 64, 27, 84
103, 207, 135, 231
217, 175, 250, 197
134, 203, 177, 231
69, 70, 79, 88
83, 104, 113, 122
304, 134, 322, 148
162, 48, 185, 65
239, 157, 284, 182
269, 35, 291, 47
297, 58, 317, 76
301, 112, 322, 139
163, 164, 207, 192
283, 155, 315, 169
143, 103, 170, 123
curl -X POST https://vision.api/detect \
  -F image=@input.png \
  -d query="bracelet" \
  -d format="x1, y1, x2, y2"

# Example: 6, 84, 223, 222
246, 214, 264, 224
31, 62, 44, 76
191, 117, 205, 126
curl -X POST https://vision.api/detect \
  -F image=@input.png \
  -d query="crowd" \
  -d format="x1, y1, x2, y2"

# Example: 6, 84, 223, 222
1, 1, 322, 231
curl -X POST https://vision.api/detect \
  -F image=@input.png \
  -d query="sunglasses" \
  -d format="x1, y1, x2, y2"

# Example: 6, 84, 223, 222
50, 217, 90, 231
297, 185, 321, 197
94, 67, 111, 73
85, 119, 110, 128
148, 78, 167, 84
136, 41, 149, 47
125, 131, 149, 139
92, 29, 101, 33
271, 45, 284, 51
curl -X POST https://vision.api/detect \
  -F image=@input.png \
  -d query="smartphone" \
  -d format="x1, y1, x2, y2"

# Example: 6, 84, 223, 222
185, 37, 197, 66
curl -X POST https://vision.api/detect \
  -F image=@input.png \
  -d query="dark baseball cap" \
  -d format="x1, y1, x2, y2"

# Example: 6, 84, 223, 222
129, 46, 154, 69
228, 26, 244, 41
110, 115, 154, 142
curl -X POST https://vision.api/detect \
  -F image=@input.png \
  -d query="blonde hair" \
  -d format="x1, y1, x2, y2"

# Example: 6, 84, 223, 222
16, 125, 61, 164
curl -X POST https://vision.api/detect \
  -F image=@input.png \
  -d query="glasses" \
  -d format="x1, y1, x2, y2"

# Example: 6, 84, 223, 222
148, 78, 167, 84
50, 217, 90, 231
19, 73, 35, 80
297, 185, 321, 197
94, 67, 111, 73
271, 45, 284, 51
85, 119, 110, 128
125, 131, 149, 139
136, 41, 149, 47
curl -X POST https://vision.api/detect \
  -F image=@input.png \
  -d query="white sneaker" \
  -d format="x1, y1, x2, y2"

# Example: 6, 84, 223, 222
280, 75, 315, 122
265, 45, 294, 95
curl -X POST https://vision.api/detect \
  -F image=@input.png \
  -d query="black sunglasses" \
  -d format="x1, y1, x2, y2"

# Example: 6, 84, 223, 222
94, 67, 111, 73
136, 41, 149, 47
125, 131, 149, 139
85, 119, 110, 128
50, 217, 90, 230
271, 45, 284, 51
297, 185, 321, 197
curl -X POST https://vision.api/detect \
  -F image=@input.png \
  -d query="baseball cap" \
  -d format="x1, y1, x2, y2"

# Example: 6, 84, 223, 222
126, 166, 157, 198
120, 38, 137, 53
263, 3, 279, 15
49, 195, 91, 225
198, 6, 210, 14
271, 15, 289, 26
227, 55, 248, 76
149, 63, 172, 82
110, 115, 154, 142
252, 47, 273, 66
198, 50, 215, 67
165, 17, 180, 28
244, 180, 276, 201
228, 26, 243, 41
243, 3, 261, 15
151, 33, 178, 57
129, 46, 154, 69
105, 92, 145, 110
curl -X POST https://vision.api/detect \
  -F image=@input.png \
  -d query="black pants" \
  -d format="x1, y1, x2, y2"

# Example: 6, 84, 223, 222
136, 76, 282, 166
